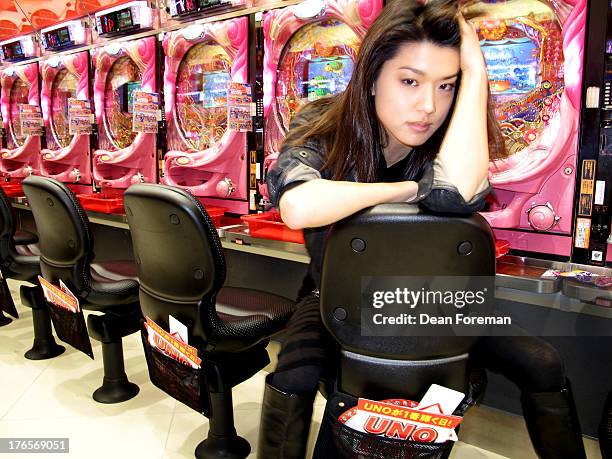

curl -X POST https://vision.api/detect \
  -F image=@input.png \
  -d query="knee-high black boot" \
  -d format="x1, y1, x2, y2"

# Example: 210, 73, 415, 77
521, 380, 586, 459
257, 374, 315, 459
600, 391, 612, 459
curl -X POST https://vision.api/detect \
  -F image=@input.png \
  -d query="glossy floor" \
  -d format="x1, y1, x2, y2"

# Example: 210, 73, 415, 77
0, 280, 602, 459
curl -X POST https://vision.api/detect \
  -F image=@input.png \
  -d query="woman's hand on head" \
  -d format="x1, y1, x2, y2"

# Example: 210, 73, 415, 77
458, 13, 487, 75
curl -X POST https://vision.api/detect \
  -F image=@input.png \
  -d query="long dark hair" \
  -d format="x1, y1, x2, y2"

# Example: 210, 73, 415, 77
283, 0, 507, 182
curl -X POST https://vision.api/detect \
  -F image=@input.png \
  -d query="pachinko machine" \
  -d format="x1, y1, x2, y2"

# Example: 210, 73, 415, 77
0, 62, 41, 197
249, 0, 382, 240
465, 0, 586, 259
162, 17, 251, 214
39, 51, 92, 190
81, 36, 158, 213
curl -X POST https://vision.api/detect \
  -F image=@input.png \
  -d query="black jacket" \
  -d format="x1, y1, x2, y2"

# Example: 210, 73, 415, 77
267, 104, 492, 292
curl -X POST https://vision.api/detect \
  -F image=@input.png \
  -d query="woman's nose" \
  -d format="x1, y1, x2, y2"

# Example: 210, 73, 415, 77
417, 86, 436, 115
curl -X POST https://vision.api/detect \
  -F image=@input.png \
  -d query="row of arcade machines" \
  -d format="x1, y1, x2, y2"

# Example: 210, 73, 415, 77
0, 0, 609, 272
0, 0, 381, 219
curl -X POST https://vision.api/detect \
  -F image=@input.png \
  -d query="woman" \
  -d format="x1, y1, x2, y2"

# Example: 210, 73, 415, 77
259, 1, 586, 458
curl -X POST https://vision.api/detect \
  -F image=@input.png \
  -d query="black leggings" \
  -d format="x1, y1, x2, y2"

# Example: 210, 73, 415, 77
271, 293, 565, 395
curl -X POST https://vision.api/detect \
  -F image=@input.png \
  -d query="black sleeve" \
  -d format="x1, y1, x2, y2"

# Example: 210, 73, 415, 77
266, 144, 327, 209
407, 160, 492, 214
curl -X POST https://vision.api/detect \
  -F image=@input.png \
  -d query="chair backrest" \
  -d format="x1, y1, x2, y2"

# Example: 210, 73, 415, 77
123, 183, 226, 345
22, 176, 93, 291
0, 187, 18, 268
320, 203, 496, 399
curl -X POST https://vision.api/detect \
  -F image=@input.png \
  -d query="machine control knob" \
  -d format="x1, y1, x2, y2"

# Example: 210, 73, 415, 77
216, 178, 235, 197
526, 202, 560, 231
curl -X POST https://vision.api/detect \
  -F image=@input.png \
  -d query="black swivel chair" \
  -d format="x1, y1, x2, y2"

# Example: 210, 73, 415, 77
123, 183, 295, 459
314, 204, 496, 457
22, 176, 142, 403
0, 187, 66, 359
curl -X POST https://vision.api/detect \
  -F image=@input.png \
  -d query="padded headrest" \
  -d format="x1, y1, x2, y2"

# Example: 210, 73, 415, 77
320, 203, 496, 360
123, 183, 226, 303
22, 176, 92, 267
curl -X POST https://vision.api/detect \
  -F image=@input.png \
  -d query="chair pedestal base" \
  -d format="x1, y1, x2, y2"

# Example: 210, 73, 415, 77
93, 379, 140, 404
92, 340, 139, 404
24, 307, 65, 360
0, 312, 12, 326
25, 340, 66, 360
195, 434, 250, 459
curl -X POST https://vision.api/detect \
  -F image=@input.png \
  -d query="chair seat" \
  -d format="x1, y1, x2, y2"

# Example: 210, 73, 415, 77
83, 261, 140, 310
14, 230, 38, 246
91, 261, 138, 281
212, 287, 295, 353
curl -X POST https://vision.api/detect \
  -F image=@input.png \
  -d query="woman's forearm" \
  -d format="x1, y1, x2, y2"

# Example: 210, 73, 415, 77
279, 179, 418, 229
437, 68, 490, 201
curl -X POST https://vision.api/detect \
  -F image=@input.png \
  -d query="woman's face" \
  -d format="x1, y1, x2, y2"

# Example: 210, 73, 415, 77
373, 41, 460, 149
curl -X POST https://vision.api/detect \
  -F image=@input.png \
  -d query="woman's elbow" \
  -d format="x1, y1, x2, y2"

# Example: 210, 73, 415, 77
279, 192, 308, 230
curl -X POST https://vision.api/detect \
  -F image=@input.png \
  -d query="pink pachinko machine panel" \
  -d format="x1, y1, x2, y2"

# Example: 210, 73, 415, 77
83, 36, 157, 213
39, 52, 92, 189
0, 63, 41, 197
260, 0, 383, 205
162, 18, 249, 214
465, 0, 586, 258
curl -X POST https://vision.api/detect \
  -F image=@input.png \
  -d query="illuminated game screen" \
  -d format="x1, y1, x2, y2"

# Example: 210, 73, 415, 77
307, 56, 354, 102
98, 8, 135, 35
2, 41, 24, 61
8, 79, 29, 148
175, 42, 231, 151
201, 71, 230, 108
103, 56, 142, 150
482, 38, 538, 94
44, 27, 73, 50
50, 69, 78, 148
467, 0, 565, 155
276, 19, 359, 132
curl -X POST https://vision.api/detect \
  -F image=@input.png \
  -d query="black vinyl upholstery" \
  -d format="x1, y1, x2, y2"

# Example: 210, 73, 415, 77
0, 186, 40, 281
124, 183, 295, 456
22, 177, 142, 401
124, 183, 295, 354
22, 176, 139, 310
320, 203, 496, 400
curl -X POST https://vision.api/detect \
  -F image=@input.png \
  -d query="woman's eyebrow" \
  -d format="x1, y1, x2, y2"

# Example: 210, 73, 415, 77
398, 66, 426, 75
398, 67, 459, 80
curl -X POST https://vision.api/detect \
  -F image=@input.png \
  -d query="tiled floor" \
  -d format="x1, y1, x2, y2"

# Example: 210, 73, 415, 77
0, 280, 603, 459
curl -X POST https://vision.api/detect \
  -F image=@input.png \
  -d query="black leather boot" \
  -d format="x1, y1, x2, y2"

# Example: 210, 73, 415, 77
600, 391, 612, 459
521, 380, 586, 459
257, 374, 316, 459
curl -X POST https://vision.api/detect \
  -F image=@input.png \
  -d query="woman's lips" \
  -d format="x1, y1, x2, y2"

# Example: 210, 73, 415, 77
406, 122, 432, 133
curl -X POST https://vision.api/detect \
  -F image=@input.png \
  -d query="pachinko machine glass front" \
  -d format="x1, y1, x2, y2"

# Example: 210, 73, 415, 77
82, 36, 158, 213
465, 0, 586, 258
0, 63, 41, 197
39, 52, 92, 190
162, 18, 250, 214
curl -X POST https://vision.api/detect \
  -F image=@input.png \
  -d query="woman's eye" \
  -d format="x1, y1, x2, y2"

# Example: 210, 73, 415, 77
440, 83, 456, 92
401, 79, 417, 86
